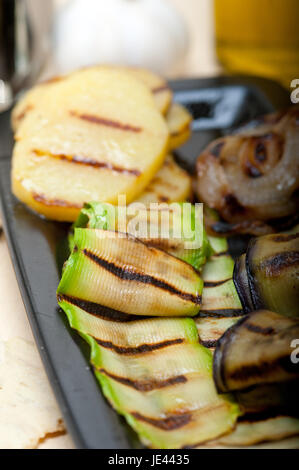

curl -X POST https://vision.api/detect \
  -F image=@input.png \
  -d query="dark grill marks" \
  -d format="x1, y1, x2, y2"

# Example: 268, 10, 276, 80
198, 309, 244, 318
200, 339, 218, 349
272, 233, 299, 243
57, 293, 147, 323
228, 354, 298, 382
97, 369, 188, 391
131, 412, 192, 431
152, 85, 170, 94
96, 338, 184, 355
33, 193, 82, 209
244, 323, 275, 335
83, 249, 202, 305
15, 104, 34, 123
33, 149, 141, 176
70, 110, 142, 133
260, 251, 299, 277
210, 141, 225, 158
204, 279, 231, 288
211, 251, 230, 258
224, 194, 245, 216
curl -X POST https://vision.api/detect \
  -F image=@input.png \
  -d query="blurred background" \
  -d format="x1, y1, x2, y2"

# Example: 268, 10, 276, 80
0, 0, 298, 111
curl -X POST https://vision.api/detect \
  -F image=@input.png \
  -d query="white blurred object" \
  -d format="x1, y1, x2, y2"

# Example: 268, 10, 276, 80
53, 0, 189, 75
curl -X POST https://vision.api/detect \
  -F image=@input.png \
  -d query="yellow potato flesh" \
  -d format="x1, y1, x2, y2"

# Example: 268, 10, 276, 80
12, 67, 172, 132
135, 155, 192, 204
166, 103, 192, 150
12, 68, 169, 221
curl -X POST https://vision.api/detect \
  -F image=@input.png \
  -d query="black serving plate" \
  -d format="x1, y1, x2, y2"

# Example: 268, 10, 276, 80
0, 76, 290, 449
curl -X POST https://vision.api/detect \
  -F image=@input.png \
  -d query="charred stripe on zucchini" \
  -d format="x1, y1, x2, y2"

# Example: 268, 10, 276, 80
82, 248, 201, 305
58, 229, 203, 318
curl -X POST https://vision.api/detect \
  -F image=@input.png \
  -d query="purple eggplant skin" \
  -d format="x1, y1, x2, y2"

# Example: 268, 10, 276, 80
213, 310, 299, 394
246, 231, 299, 318
233, 254, 254, 314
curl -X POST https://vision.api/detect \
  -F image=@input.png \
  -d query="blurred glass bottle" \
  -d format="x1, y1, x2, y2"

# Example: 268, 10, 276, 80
214, 0, 299, 88
0, 0, 52, 112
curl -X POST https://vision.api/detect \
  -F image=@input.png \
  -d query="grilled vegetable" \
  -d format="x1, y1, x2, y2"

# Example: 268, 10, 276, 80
198, 414, 299, 448
195, 233, 243, 348
135, 155, 192, 205
233, 254, 255, 314
196, 317, 240, 351
214, 310, 299, 394
246, 231, 299, 317
69, 202, 212, 271
195, 106, 299, 233
57, 292, 240, 449
198, 436, 299, 449
166, 103, 192, 151
12, 67, 169, 222
12, 66, 173, 132
199, 235, 243, 318
235, 381, 299, 417
59, 228, 203, 318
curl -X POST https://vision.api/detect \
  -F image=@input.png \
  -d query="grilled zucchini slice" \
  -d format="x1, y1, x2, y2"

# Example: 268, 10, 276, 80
59, 228, 203, 318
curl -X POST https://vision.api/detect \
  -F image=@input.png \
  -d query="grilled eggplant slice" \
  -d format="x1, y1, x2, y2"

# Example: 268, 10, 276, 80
235, 381, 299, 417
214, 310, 299, 394
233, 254, 255, 314
12, 67, 169, 222
246, 231, 299, 317
57, 292, 240, 448
166, 103, 192, 151
59, 228, 203, 318
135, 155, 192, 205
69, 202, 212, 271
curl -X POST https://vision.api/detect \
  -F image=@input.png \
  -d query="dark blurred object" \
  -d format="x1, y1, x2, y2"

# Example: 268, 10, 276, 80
213, 310, 299, 394
195, 106, 299, 235
214, 0, 299, 88
234, 230, 299, 318
0, 0, 52, 112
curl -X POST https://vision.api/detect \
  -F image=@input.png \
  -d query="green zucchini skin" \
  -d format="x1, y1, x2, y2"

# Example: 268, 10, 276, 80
195, 234, 243, 349
58, 293, 240, 449
68, 201, 212, 270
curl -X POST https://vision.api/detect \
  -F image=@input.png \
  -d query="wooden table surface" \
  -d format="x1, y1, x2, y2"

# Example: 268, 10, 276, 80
0, 0, 219, 449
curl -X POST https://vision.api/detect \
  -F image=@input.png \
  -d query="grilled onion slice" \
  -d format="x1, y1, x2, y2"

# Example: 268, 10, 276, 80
213, 310, 299, 394
59, 228, 203, 318
195, 107, 299, 229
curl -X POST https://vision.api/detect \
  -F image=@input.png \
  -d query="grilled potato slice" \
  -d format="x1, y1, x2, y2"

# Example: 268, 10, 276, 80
12, 67, 172, 132
135, 155, 192, 204
12, 67, 169, 221
124, 67, 173, 116
166, 103, 192, 150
